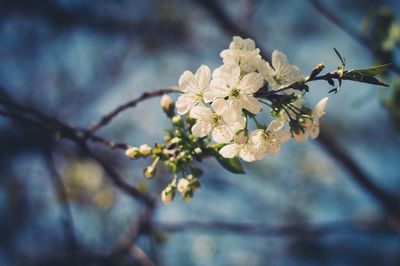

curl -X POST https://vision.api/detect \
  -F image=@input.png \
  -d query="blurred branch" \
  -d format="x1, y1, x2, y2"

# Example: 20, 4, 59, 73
87, 87, 179, 134
42, 150, 78, 251
0, 87, 155, 206
309, 0, 400, 75
154, 219, 394, 237
1, 0, 186, 41
192, 0, 272, 61
193, 0, 400, 220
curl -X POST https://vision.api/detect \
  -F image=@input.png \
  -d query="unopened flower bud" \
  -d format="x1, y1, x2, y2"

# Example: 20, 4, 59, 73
309, 63, 326, 79
139, 144, 152, 156
143, 166, 155, 179
125, 146, 140, 159
161, 185, 176, 205
182, 191, 193, 202
188, 175, 201, 191
194, 147, 202, 155
172, 115, 183, 127
160, 95, 175, 118
177, 178, 190, 194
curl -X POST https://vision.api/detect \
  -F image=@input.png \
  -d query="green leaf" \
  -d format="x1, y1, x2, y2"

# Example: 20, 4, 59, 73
215, 156, 245, 174
333, 48, 345, 66
349, 63, 391, 76
342, 71, 388, 86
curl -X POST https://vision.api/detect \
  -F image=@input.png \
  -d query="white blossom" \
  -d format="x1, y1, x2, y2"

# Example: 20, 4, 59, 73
220, 36, 262, 73
258, 50, 302, 91
250, 120, 291, 159
177, 178, 190, 194
161, 183, 175, 205
139, 144, 152, 156
219, 131, 258, 162
293, 97, 328, 142
176, 65, 211, 115
190, 98, 245, 143
204, 64, 263, 116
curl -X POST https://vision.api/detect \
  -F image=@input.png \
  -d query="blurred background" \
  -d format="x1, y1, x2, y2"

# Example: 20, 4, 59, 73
1, 0, 400, 265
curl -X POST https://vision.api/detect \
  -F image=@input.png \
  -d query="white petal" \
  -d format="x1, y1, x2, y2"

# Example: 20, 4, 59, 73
265, 141, 281, 156
238, 145, 257, 162
192, 122, 211, 138
204, 79, 228, 102
211, 98, 229, 115
212, 125, 234, 143
240, 72, 264, 93
267, 119, 284, 132
190, 106, 212, 120
176, 94, 199, 115
313, 97, 329, 118
278, 130, 292, 143
178, 71, 195, 92
309, 125, 320, 139
195, 65, 211, 91
219, 144, 239, 158
213, 64, 240, 80
272, 50, 290, 73
239, 95, 262, 114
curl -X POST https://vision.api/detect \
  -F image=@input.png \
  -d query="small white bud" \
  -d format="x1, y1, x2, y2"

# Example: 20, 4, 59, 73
139, 144, 152, 156
177, 178, 190, 194
125, 146, 140, 159
161, 185, 175, 205
160, 95, 175, 117
143, 166, 155, 179
194, 147, 202, 154
160, 95, 173, 108
172, 115, 183, 126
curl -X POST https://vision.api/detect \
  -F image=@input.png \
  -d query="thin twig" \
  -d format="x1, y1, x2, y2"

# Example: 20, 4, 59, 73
309, 0, 400, 75
154, 219, 393, 237
87, 87, 179, 135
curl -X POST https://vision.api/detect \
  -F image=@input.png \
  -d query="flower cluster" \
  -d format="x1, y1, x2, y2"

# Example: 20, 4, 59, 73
176, 36, 328, 163
125, 36, 388, 205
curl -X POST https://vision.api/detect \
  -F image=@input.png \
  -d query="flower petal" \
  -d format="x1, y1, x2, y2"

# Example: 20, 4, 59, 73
212, 125, 234, 143
240, 72, 264, 93
272, 50, 290, 73
192, 122, 211, 138
178, 71, 195, 92
190, 106, 212, 120
238, 146, 256, 162
176, 94, 199, 115
239, 95, 262, 114
195, 65, 211, 91
313, 97, 328, 119
219, 144, 239, 158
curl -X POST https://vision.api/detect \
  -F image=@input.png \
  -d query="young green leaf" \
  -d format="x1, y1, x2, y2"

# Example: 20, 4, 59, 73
333, 48, 346, 66
348, 63, 391, 76
215, 156, 245, 174
342, 70, 388, 86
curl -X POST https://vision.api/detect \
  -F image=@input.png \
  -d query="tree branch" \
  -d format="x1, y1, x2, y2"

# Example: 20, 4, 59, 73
87, 87, 179, 135
154, 219, 393, 237
42, 150, 78, 251
309, 0, 400, 75
0, 91, 155, 206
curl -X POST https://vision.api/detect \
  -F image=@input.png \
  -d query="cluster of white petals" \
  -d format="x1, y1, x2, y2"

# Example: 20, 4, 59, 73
175, 36, 328, 162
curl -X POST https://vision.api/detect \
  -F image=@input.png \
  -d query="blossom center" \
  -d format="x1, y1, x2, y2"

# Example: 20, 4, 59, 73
212, 114, 223, 126
229, 88, 241, 98
273, 72, 286, 85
